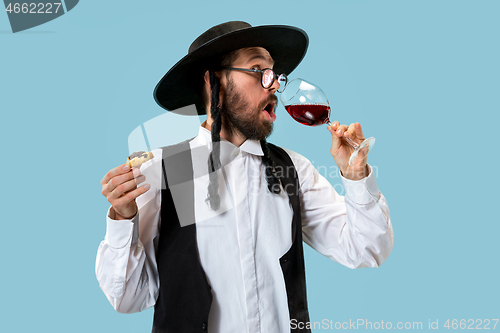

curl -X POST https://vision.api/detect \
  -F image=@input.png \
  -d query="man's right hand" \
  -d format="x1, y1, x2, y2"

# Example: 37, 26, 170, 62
101, 164, 150, 220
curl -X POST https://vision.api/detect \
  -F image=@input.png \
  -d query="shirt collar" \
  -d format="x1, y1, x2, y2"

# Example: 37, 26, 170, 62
197, 125, 264, 156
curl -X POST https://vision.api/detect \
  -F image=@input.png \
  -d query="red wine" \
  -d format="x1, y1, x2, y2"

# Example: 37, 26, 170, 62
285, 103, 330, 126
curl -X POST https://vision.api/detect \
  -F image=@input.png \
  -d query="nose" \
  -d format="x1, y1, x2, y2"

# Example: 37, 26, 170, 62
268, 76, 281, 93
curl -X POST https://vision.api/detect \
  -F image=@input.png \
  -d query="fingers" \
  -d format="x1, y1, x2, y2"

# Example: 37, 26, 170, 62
109, 184, 150, 219
113, 185, 150, 209
101, 163, 131, 186
105, 168, 140, 194
101, 165, 146, 200
331, 124, 349, 139
327, 122, 343, 152
329, 121, 348, 137
107, 173, 146, 201
337, 124, 349, 137
345, 122, 365, 140
100, 162, 151, 219
329, 121, 340, 131
112, 183, 150, 207
330, 121, 365, 140
344, 123, 356, 138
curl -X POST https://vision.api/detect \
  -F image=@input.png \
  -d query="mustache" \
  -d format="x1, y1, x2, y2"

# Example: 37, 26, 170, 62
257, 94, 278, 113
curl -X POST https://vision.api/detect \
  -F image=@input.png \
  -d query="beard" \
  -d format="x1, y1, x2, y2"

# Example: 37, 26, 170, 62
219, 76, 276, 141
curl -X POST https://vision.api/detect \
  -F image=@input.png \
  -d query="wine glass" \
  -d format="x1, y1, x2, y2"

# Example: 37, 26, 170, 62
279, 78, 375, 165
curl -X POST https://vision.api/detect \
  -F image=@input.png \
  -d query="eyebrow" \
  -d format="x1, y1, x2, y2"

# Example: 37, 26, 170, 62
247, 54, 275, 67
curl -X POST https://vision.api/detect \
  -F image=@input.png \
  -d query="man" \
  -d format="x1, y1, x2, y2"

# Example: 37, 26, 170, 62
96, 21, 393, 333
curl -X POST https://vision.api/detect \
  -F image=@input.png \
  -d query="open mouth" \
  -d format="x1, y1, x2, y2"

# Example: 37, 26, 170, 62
262, 100, 277, 122
263, 100, 276, 114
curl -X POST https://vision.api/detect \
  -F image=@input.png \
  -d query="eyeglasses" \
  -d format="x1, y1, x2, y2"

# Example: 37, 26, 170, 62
222, 67, 288, 93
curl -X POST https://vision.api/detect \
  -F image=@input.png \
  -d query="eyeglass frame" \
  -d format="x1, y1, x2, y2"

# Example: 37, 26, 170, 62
221, 67, 288, 92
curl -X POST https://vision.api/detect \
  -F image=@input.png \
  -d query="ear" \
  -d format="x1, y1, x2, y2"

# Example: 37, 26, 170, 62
204, 70, 224, 90
204, 70, 210, 85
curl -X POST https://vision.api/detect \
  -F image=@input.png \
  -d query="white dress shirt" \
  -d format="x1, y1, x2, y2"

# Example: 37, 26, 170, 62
95, 125, 394, 333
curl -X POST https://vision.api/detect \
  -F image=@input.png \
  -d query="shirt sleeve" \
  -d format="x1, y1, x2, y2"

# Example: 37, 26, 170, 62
285, 149, 394, 269
95, 149, 163, 313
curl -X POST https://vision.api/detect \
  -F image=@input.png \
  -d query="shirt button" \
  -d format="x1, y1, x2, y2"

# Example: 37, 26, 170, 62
202, 322, 207, 331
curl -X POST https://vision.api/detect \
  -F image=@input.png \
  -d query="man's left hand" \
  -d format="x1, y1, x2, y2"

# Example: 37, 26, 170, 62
327, 121, 369, 181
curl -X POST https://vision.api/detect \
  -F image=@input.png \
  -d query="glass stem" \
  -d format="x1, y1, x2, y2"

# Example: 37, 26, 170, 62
344, 137, 360, 150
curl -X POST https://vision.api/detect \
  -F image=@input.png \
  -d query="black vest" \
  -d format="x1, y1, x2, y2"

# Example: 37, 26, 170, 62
152, 140, 311, 333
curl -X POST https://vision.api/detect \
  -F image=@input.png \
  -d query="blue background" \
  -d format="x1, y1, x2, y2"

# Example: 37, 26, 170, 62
1, 0, 498, 332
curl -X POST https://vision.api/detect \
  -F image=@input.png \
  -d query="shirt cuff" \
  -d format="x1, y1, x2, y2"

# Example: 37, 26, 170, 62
340, 164, 381, 204
105, 206, 139, 249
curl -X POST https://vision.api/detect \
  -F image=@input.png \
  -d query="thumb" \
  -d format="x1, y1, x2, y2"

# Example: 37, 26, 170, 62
327, 125, 342, 155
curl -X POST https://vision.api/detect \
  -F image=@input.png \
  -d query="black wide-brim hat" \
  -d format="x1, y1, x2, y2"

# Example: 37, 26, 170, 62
153, 21, 309, 115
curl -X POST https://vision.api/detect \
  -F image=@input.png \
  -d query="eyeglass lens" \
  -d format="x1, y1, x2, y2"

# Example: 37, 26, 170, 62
262, 69, 274, 88
262, 69, 287, 92
277, 74, 287, 92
